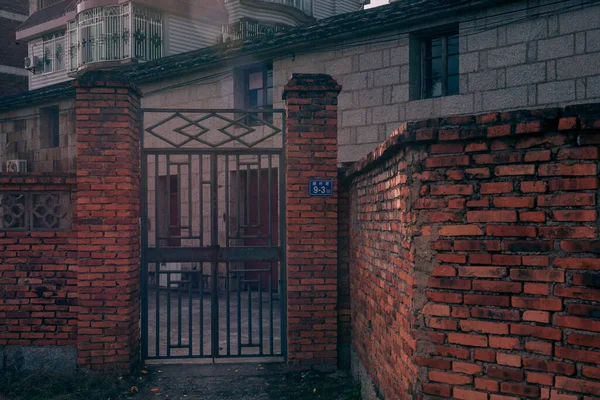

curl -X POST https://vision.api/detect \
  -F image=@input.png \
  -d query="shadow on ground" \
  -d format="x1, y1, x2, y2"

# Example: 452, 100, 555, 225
0, 363, 360, 400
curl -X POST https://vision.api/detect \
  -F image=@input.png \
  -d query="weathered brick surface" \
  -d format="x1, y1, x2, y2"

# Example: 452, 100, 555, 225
283, 74, 341, 368
345, 104, 600, 398
0, 174, 77, 348
337, 171, 351, 369
74, 71, 141, 371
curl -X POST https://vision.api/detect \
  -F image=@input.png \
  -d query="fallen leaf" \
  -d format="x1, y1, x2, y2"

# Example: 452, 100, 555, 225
313, 388, 317, 393
151, 388, 160, 393
141, 370, 149, 375
129, 386, 139, 394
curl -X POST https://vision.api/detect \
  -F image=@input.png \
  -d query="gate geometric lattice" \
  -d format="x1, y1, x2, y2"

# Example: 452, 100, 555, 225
140, 108, 286, 361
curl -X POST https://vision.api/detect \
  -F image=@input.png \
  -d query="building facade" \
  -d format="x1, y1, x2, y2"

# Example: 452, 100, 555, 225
0, 0, 599, 398
15, 0, 363, 91
2, 0, 599, 169
0, 0, 29, 96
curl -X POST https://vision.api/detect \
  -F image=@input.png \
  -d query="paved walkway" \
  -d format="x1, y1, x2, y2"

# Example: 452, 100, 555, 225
135, 363, 358, 400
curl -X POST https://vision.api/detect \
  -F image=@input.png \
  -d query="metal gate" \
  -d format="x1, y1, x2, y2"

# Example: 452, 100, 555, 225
140, 108, 286, 361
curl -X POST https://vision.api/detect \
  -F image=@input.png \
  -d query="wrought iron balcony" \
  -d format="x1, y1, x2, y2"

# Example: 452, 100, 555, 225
261, 0, 312, 16
68, 3, 162, 71
222, 20, 288, 42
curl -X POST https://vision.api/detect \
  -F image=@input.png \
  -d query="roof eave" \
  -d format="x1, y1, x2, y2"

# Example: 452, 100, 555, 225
16, 12, 75, 41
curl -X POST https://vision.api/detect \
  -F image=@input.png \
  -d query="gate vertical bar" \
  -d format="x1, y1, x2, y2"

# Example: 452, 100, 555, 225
140, 110, 148, 360
210, 154, 219, 360
279, 139, 287, 360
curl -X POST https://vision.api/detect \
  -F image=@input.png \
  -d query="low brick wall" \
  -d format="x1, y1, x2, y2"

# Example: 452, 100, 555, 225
344, 104, 600, 399
0, 174, 78, 370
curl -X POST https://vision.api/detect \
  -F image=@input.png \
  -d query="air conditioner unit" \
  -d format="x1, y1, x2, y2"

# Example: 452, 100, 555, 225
6, 160, 27, 173
24, 56, 40, 71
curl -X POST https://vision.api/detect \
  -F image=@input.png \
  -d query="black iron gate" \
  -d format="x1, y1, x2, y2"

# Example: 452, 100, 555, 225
140, 109, 286, 361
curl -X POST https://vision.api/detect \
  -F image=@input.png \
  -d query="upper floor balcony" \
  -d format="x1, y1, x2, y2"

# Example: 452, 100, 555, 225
263, 0, 312, 16
68, 3, 163, 71
224, 0, 313, 17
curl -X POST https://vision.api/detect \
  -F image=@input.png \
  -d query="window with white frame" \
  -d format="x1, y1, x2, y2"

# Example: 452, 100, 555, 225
42, 32, 66, 74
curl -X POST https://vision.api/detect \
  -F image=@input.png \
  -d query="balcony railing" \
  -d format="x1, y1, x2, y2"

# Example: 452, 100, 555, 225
222, 20, 288, 42
68, 2, 162, 71
224, 0, 312, 16
263, 0, 312, 16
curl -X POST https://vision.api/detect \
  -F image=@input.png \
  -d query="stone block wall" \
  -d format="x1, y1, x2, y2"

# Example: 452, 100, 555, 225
0, 100, 76, 173
0, 173, 78, 371
344, 103, 600, 399
274, 0, 600, 163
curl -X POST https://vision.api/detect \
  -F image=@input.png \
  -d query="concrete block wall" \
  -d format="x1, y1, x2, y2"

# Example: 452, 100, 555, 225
0, 100, 76, 173
273, 0, 600, 163
343, 103, 600, 399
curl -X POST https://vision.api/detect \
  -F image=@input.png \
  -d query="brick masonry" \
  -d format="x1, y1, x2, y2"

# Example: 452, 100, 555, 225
74, 70, 141, 370
344, 104, 600, 399
0, 174, 77, 357
283, 73, 341, 368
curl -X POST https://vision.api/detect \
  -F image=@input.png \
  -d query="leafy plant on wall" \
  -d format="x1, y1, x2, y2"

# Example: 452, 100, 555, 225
134, 29, 146, 43
150, 34, 161, 48
55, 44, 64, 64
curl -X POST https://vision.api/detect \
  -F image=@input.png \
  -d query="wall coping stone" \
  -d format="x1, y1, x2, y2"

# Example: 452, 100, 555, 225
0, 173, 77, 188
283, 73, 342, 98
344, 103, 600, 180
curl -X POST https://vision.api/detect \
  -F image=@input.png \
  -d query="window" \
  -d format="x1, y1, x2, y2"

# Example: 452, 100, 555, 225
244, 65, 273, 122
246, 66, 273, 109
421, 32, 459, 98
40, 106, 59, 149
42, 32, 66, 74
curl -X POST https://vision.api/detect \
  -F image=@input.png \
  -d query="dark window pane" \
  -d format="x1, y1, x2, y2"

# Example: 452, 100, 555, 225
248, 90, 259, 107
447, 35, 459, 55
431, 38, 442, 58
447, 75, 459, 95
266, 69, 273, 88
448, 54, 459, 76
266, 87, 273, 106
424, 38, 432, 58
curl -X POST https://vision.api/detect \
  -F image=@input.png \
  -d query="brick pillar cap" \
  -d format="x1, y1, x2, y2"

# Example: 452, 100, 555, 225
73, 70, 140, 95
282, 73, 341, 99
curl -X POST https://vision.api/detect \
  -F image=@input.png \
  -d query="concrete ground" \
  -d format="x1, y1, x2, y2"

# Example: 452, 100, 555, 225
134, 363, 359, 400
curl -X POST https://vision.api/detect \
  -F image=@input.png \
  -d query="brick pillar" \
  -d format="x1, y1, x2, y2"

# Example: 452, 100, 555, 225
74, 70, 141, 371
283, 74, 341, 369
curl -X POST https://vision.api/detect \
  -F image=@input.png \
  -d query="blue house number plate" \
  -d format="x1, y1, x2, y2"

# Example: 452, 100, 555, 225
309, 179, 333, 196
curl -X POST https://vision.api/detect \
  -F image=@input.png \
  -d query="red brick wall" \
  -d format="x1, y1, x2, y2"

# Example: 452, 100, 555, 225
0, 174, 77, 348
337, 172, 351, 369
348, 145, 421, 399
74, 71, 141, 370
345, 104, 600, 399
283, 74, 341, 368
